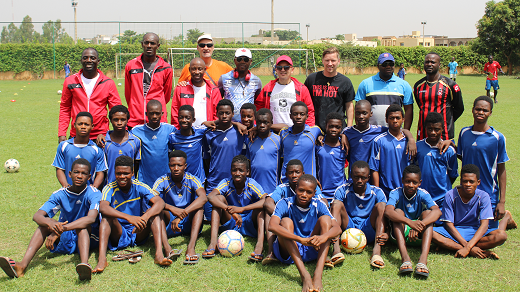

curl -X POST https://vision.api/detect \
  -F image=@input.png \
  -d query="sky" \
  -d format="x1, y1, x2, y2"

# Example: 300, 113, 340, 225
0, 0, 492, 40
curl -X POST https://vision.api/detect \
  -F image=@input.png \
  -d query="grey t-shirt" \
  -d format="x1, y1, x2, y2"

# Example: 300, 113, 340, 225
142, 57, 158, 96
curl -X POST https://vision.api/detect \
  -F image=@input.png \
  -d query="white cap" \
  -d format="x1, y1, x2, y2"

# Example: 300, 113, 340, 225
235, 48, 252, 59
197, 34, 213, 42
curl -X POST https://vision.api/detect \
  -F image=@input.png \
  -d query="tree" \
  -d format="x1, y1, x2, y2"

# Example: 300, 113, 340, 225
264, 31, 272, 37
1, 27, 8, 43
19, 15, 35, 43
186, 28, 204, 44
473, 0, 520, 75
119, 30, 145, 44
335, 34, 345, 40
372, 38, 381, 46
41, 20, 73, 43
276, 30, 300, 41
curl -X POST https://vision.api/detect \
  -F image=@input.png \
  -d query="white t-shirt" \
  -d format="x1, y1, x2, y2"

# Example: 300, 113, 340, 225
81, 73, 100, 98
192, 84, 207, 127
270, 81, 296, 126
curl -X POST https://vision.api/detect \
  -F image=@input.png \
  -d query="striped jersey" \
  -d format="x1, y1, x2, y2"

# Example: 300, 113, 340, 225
215, 177, 265, 217
413, 75, 464, 140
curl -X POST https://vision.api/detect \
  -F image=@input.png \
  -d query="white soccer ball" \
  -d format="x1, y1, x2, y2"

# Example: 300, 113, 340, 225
118, 83, 122, 86
340, 228, 367, 254
57, 90, 62, 95
490, 92, 495, 98
4, 159, 20, 173
218, 230, 244, 257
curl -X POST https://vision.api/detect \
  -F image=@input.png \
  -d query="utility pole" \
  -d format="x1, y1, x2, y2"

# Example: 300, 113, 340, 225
72, 0, 78, 44
271, 0, 274, 44
421, 21, 426, 47
306, 24, 310, 43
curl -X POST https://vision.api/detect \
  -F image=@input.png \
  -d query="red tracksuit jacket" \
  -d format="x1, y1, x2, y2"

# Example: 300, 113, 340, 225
125, 55, 173, 127
170, 79, 222, 128
59, 69, 121, 139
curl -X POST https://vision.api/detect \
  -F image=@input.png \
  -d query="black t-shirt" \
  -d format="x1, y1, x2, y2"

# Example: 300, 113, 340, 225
304, 71, 355, 131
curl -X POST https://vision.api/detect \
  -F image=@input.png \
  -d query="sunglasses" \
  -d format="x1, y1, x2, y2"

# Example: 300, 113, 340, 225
380, 62, 395, 67
275, 65, 292, 71
236, 57, 250, 62
198, 43, 214, 48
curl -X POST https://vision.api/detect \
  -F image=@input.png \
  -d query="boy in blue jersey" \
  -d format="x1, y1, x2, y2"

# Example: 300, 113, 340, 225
246, 108, 281, 194
432, 164, 508, 259
153, 150, 208, 264
205, 155, 266, 261
330, 161, 388, 268
415, 112, 458, 209
316, 112, 346, 202
369, 104, 411, 196
204, 99, 247, 219
0, 159, 101, 280
240, 102, 256, 130
263, 159, 324, 265
95, 156, 169, 273
98, 105, 141, 183
168, 105, 207, 183
269, 174, 341, 292
131, 100, 176, 188
385, 165, 441, 277
279, 101, 322, 183
53, 112, 108, 189
343, 100, 417, 177
457, 96, 516, 230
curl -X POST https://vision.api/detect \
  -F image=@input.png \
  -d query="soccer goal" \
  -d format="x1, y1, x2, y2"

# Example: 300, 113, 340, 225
115, 53, 169, 79
168, 47, 317, 78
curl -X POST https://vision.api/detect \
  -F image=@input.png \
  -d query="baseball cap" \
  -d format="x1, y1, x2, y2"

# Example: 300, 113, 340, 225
235, 48, 252, 59
276, 55, 293, 66
197, 34, 213, 43
378, 52, 395, 64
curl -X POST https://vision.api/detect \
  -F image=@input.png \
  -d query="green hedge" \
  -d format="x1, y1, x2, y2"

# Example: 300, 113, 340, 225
0, 43, 498, 74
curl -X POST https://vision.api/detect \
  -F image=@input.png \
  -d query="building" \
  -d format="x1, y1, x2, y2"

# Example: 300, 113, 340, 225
362, 36, 397, 46
433, 36, 474, 46
396, 31, 434, 47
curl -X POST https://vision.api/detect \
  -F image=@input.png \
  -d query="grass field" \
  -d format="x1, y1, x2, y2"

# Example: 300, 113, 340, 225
0, 73, 519, 291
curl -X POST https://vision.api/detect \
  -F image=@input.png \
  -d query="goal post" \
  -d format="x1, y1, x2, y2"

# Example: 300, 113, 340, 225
167, 47, 317, 78
115, 53, 168, 79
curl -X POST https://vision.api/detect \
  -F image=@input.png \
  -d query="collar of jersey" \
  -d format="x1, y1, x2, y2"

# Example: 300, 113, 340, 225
386, 129, 406, 141
145, 123, 163, 131
106, 130, 135, 143
348, 182, 373, 197
374, 73, 398, 82
65, 185, 88, 196
289, 124, 311, 133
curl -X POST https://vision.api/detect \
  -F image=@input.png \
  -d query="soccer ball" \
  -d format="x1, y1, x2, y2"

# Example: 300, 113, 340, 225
4, 159, 20, 173
218, 230, 244, 257
118, 83, 122, 86
490, 92, 495, 98
57, 90, 62, 95
340, 228, 367, 254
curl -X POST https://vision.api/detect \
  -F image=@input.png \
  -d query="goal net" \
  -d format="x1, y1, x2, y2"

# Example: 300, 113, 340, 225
115, 53, 169, 79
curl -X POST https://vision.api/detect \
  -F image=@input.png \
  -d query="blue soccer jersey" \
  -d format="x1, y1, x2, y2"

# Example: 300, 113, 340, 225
204, 125, 247, 191
40, 185, 101, 223
168, 126, 207, 182
440, 188, 494, 228
269, 183, 324, 203
369, 131, 410, 196
333, 182, 387, 227
279, 125, 322, 183
152, 172, 204, 209
218, 71, 263, 122
316, 141, 346, 200
457, 126, 509, 206
104, 131, 141, 183
131, 123, 176, 188
273, 196, 334, 238
387, 187, 437, 220
246, 133, 281, 194
101, 179, 158, 227
52, 138, 108, 185
415, 139, 458, 206
343, 125, 386, 175
215, 177, 265, 216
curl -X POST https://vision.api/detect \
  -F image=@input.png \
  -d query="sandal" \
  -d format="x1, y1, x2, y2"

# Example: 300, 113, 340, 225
76, 263, 92, 281
261, 256, 279, 266
128, 256, 142, 264
399, 261, 413, 274
249, 253, 264, 262
370, 255, 385, 269
324, 258, 334, 269
183, 254, 200, 265
414, 262, 429, 278
167, 249, 183, 260
330, 253, 345, 266
202, 248, 216, 258
112, 250, 144, 261
0, 257, 18, 278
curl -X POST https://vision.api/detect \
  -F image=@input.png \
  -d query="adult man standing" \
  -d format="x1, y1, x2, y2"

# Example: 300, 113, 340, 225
304, 47, 355, 130
256, 55, 315, 126
355, 53, 413, 129
414, 52, 464, 140
218, 48, 262, 122
484, 55, 504, 103
171, 58, 221, 128
58, 48, 121, 142
178, 34, 233, 86
448, 57, 458, 81
125, 33, 173, 129
64, 61, 71, 77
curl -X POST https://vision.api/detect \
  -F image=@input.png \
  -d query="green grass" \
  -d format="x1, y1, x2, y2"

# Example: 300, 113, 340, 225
0, 74, 519, 291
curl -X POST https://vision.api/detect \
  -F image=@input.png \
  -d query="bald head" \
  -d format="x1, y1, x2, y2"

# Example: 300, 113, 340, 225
142, 33, 159, 43
190, 57, 205, 67
355, 100, 371, 110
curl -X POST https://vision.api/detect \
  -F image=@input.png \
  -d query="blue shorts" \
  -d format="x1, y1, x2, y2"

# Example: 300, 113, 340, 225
485, 80, 499, 90
108, 223, 147, 251
273, 238, 318, 264
51, 229, 99, 254
489, 204, 499, 230
219, 212, 257, 238
346, 215, 376, 243
203, 201, 213, 221
166, 212, 192, 237
433, 225, 495, 243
